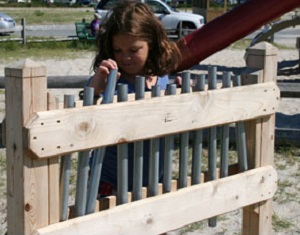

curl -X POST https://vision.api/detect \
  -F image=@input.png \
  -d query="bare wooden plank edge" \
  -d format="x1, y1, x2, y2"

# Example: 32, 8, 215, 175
33, 166, 277, 235
25, 82, 280, 158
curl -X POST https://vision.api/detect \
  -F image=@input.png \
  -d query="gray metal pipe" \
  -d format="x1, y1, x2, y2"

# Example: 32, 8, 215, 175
75, 87, 94, 217
179, 71, 190, 189
233, 75, 248, 172
163, 84, 177, 193
220, 72, 231, 178
117, 84, 129, 205
191, 74, 205, 185
86, 70, 118, 214
132, 76, 145, 201
208, 66, 217, 227
148, 85, 161, 197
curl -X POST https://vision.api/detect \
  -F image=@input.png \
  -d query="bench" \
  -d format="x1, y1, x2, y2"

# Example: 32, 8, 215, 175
75, 22, 95, 41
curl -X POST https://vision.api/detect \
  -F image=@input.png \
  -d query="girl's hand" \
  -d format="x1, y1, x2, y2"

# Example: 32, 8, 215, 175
175, 76, 183, 88
89, 59, 120, 96
175, 76, 193, 91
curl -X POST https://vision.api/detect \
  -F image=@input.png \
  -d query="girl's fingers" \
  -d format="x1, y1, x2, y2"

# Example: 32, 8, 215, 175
175, 76, 193, 88
175, 76, 182, 88
97, 65, 110, 77
93, 59, 119, 94
90, 59, 119, 96
96, 59, 118, 79
101, 59, 118, 70
117, 72, 121, 80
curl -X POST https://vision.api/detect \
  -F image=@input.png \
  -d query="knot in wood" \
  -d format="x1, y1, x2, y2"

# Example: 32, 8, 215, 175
24, 203, 31, 212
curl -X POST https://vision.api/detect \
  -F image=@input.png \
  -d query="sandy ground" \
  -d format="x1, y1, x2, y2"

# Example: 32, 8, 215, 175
0, 42, 300, 235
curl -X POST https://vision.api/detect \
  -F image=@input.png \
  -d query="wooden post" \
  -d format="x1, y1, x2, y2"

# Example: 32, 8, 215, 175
296, 37, 300, 67
21, 18, 26, 45
242, 42, 278, 235
5, 59, 51, 234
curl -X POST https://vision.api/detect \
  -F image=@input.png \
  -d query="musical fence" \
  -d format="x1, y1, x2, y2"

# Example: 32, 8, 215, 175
4, 42, 279, 235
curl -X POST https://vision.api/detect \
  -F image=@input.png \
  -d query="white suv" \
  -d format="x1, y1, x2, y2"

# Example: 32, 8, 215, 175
95, 0, 205, 37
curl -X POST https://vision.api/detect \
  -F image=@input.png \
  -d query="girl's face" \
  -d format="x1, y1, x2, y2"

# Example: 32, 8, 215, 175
112, 33, 149, 76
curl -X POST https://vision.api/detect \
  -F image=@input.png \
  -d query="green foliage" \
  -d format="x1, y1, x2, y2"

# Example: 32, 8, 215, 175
272, 213, 294, 232
179, 221, 205, 235
229, 39, 252, 50
0, 39, 96, 62
33, 10, 45, 17
0, 41, 20, 51
209, 2, 224, 9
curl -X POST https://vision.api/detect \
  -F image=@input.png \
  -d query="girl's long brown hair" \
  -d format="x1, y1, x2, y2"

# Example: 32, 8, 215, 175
92, 1, 181, 76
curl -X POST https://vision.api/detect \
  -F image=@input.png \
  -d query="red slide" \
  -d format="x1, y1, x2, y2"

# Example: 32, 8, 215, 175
176, 0, 300, 72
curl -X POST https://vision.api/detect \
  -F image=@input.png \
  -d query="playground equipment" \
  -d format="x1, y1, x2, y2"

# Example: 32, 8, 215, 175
250, 16, 300, 46
5, 42, 279, 235
4, 0, 300, 233
176, 0, 300, 72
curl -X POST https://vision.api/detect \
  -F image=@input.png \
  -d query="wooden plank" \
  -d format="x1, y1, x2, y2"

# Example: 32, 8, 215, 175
47, 93, 60, 225
23, 65, 49, 233
257, 114, 276, 234
243, 43, 277, 235
5, 76, 25, 235
25, 82, 280, 159
243, 116, 275, 235
35, 166, 277, 235
243, 204, 259, 234
48, 158, 60, 224
5, 59, 49, 235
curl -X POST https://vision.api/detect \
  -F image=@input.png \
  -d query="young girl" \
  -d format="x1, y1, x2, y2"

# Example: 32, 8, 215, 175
88, 1, 182, 196
89, 1, 181, 95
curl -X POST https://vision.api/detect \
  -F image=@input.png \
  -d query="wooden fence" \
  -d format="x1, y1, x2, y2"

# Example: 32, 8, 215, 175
4, 42, 279, 235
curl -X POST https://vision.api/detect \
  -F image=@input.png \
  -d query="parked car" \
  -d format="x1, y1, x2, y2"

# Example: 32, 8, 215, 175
0, 12, 16, 35
95, 0, 205, 36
